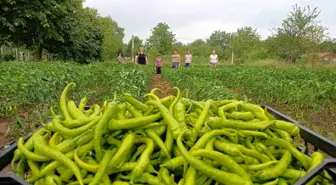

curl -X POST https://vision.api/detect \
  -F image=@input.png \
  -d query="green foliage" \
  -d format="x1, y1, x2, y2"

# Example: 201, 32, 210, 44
100, 16, 125, 61
317, 39, 336, 53
0, 0, 124, 63
0, 0, 82, 59
146, 22, 176, 55
164, 66, 336, 110
186, 39, 212, 58
232, 27, 265, 62
56, 7, 103, 63
126, 36, 143, 57
269, 4, 327, 62
0, 62, 152, 117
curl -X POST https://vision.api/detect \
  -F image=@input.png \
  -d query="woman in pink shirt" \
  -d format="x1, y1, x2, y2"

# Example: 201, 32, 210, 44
155, 54, 163, 75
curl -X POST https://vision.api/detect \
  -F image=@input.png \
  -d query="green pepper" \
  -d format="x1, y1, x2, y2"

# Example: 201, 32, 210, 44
67, 100, 88, 119
264, 138, 310, 169
146, 100, 184, 139
131, 137, 155, 182
273, 120, 300, 136
89, 149, 115, 185
60, 82, 76, 121
227, 111, 255, 121
254, 151, 291, 181
32, 131, 84, 185
53, 116, 100, 137
126, 103, 143, 118
238, 103, 269, 121
173, 88, 187, 127
206, 118, 274, 130
306, 151, 326, 185
176, 130, 253, 185
94, 102, 118, 161
108, 112, 162, 130
122, 93, 149, 111
192, 149, 250, 180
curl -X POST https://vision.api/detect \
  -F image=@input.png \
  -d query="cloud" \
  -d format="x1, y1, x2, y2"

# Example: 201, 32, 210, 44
84, 0, 336, 43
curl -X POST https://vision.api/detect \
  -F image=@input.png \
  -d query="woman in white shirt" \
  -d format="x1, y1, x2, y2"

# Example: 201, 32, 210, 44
184, 50, 192, 67
209, 50, 219, 67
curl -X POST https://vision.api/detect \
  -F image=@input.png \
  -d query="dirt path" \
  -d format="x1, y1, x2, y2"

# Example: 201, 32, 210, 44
0, 117, 14, 149
149, 73, 173, 98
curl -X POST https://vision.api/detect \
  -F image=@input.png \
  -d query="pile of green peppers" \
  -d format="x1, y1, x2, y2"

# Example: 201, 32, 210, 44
10, 82, 333, 185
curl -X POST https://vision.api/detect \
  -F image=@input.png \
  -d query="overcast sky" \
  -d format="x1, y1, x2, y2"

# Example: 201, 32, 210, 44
84, 0, 336, 43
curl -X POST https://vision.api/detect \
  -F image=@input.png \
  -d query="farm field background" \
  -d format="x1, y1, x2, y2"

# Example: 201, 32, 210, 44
0, 61, 335, 147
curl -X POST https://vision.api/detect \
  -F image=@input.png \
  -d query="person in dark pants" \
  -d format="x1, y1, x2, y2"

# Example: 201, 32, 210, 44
155, 54, 163, 76
171, 48, 180, 68
136, 48, 148, 65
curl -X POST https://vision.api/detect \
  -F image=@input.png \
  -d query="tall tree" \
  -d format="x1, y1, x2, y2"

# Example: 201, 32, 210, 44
146, 23, 176, 55
47, 7, 103, 63
207, 31, 232, 48
173, 42, 184, 50
99, 16, 125, 61
0, 0, 83, 60
270, 4, 327, 62
232, 26, 265, 62
188, 39, 212, 57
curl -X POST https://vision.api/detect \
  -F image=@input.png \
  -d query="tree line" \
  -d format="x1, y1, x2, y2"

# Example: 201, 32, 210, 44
0, 0, 124, 63
1, 2, 336, 63
126, 4, 336, 64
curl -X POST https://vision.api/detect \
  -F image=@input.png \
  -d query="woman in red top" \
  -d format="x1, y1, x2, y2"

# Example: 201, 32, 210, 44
155, 54, 163, 75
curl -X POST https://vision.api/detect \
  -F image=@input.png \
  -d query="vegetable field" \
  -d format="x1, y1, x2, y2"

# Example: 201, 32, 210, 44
0, 62, 335, 144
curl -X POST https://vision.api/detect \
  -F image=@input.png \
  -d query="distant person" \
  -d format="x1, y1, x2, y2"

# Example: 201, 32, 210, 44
185, 50, 192, 67
209, 50, 218, 67
155, 54, 163, 76
172, 48, 181, 68
136, 48, 148, 65
117, 53, 124, 64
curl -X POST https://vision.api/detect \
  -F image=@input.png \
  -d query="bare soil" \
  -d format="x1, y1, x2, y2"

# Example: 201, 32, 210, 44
0, 117, 13, 148
149, 73, 172, 98
268, 102, 336, 140
0, 109, 30, 149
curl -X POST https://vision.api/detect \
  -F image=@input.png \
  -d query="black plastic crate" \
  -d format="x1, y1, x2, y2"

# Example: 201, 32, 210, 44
294, 159, 336, 185
0, 106, 336, 185
0, 128, 35, 185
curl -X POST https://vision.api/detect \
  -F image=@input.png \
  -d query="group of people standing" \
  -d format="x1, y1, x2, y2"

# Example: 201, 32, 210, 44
134, 47, 219, 75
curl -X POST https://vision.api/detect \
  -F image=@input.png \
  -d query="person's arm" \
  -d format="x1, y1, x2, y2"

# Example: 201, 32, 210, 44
135, 55, 138, 64
190, 55, 192, 64
145, 55, 148, 65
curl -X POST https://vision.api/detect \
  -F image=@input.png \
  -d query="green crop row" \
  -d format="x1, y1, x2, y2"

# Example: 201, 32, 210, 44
0, 62, 152, 118
163, 66, 336, 110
